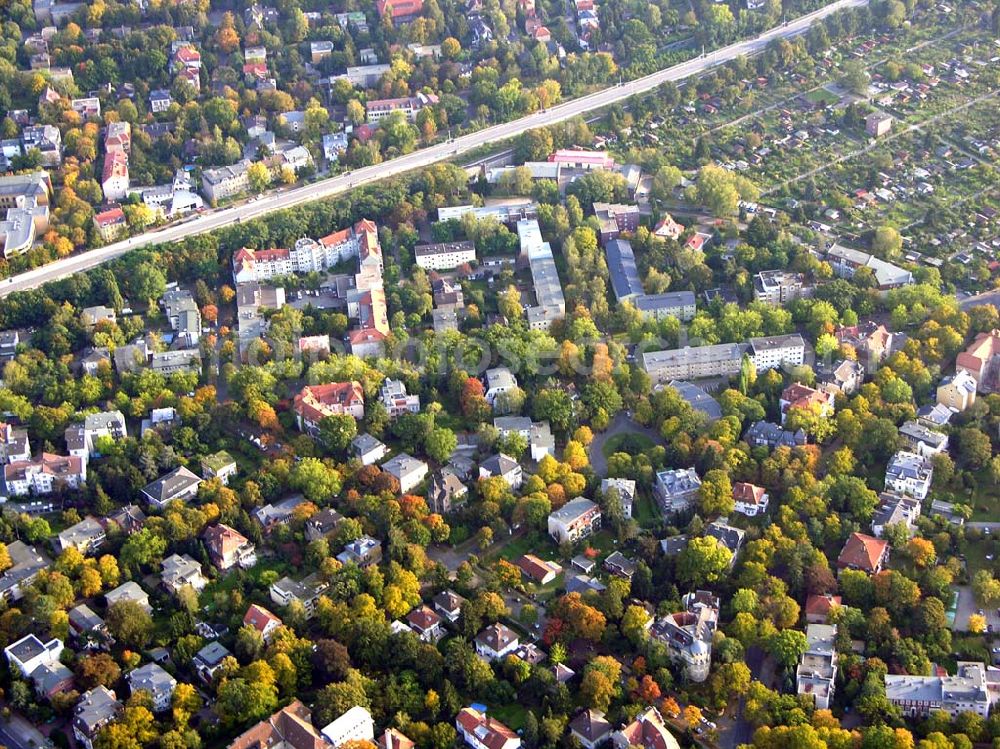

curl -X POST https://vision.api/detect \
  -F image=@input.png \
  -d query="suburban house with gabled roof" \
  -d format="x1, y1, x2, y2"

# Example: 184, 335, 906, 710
456, 707, 521, 749
479, 453, 522, 490
161, 554, 207, 595
732, 482, 769, 517
837, 532, 889, 573
203, 524, 256, 571
611, 706, 680, 749
805, 594, 842, 624
293, 382, 365, 434
433, 589, 466, 622
243, 603, 283, 643
228, 700, 326, 749
569, 710, 613, 749
406, 604, 444, 642
515, 554, 563, 585
381, 453, 429, 493
141, 466, 202, 509
475, 623, 519, 660
127, 662, 176, 712
884, 450, 933, 499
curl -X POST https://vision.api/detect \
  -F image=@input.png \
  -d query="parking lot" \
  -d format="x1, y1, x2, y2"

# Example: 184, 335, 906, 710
952, 585, 1000, 641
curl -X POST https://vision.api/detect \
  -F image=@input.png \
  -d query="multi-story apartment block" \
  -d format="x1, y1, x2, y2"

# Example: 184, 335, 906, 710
548, 497, 603, 544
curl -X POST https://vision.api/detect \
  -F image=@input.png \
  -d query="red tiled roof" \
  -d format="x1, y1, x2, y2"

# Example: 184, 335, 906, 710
515, 554, 561, 583
204, 523, 249, 557
456, 708, 518, 749
837, 532, 888, 572
804, 593, 842, 617
102, 151, 128, 182
94, 207, 126, 227
376, 0, 424, 18
406, 605, 441, 632
732, 482, 766, 506
244, 603, 282, 633
319, 227, 352, 247
293, 382, 364, 424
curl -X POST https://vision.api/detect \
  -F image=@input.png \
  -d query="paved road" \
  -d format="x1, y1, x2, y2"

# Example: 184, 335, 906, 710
0, 0, 868, 298
588, 411, 665, 476
960, 290, 1000, 311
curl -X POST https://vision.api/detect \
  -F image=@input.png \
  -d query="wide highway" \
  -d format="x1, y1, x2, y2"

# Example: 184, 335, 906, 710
0, 0, 867, 297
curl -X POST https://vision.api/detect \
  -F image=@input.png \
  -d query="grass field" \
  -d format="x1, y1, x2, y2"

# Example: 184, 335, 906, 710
632, 493, 661, 528
805, 88, 840, 105
601, 432, 656, 459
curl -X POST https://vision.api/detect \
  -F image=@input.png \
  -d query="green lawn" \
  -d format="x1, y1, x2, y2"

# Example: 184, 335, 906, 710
487, 703, 529, 730
632, 493, 661, 528
601, 432, 656, 459
494, 533, 549, 563
805, 88, 840, 105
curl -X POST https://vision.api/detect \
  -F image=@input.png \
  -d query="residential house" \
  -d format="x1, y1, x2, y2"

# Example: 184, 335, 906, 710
885, 450, 933, 499
456, 707, 521, 749
193, 641, 232, 684
835, 322, 898, 369
253, 496, 307, 532
68, 604, 107, 645
569, 710, 613, 749
64, 409, 127, 460
5, 453, 86, 496
378, 728, 416, 749
796, 624, 838, 710
650, 591, 718, 682
0, 541, 49, 602
201, 451, 237, 485
227, 701, 326, 749
837, 532, 889, 573
753, 270, 813, 305
352, 433, 388, 465
5, 633, 63, 679
594, 203, 640, 244
433, 590, 465, 623
201, 161, 251, 203
293, 382, 365, 434
474, 623, 519, 660
484, 367, 518, 408
161, 554, 207, 596
406, 605, 444, 642
826, 243, 912, 291
204, 524, 256, 571
547, 497, 602, 544
94, 207, 127, 242
127, 663, 176, 712
105, 581, 151, 613
780, 382, 835, 424
381, 379, 420, 417
428, 469, 468, 514
515, 554, 562, 585
600, 478, 636, 519
821, 359, 865, 395
899, 420, 948, 458
305, 508, 345, 542
270, 573, 329, 617
141, 466, 202, 509
654, 467, 700, 515
804, 594, 842, 625
149, 89, 172, 112
732, 482, 769, 517
872, 492, 922, 538
611, 707, 680, 749
956, 329, 1000, 392
56, 516, 106, 555
336, 536, 383, 568
479, 453, 523, 490
74, 687, 122, 749
937, 370, 977, 412
866, 112, 893, 137
375, 0, 424, 22
885, 661, 993, 718
101, 151, 129, 201
603, 551, 637, 581
705, 519, 745, 562
321, 706, 376, 748
744, 420, 807, 449
243, 604, 283, 643
382, 453, 429, 493
0, 422, 29, 464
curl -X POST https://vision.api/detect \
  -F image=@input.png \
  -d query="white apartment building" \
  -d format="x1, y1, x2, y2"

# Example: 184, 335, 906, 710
753, 270, 813, 305
884, 450, 933, 500
642, 343, 744, 384
381, 379, 421, 417
414, 240, 476, 270
321, 706, 375, 748
796, 624, 838, 710
5, 453, 86, 496
748, 334, 806, 371
886, 662, 994, 718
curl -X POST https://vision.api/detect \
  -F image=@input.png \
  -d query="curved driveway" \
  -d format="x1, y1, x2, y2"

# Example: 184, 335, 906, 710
0, 0, 868, 298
